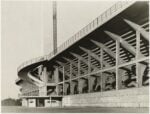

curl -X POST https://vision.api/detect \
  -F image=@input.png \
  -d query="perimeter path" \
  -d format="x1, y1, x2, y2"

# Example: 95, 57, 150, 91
1, 106, 149, 113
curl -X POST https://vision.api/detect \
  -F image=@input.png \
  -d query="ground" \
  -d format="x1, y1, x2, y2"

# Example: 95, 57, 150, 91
1, 106, 149, 113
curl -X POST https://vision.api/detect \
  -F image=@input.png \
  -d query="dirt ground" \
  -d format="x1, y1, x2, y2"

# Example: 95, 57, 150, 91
1, 106, 149, 113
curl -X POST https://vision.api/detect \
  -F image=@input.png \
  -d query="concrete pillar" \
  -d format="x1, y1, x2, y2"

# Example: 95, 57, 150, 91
54, 68, 59, 95
70, 63, 72, 95
71, 82, 74, 94
89, 76, 95, 92
118, 69, 126, 89
50, 97, 52, 107
79, 79, 83, 93
63, 67, 65, 95
78, 59, 80, 93
102, 73, 107, 91
88, 53, 91, 93
116, 40, 120, 90
42, 67, 48, 83
38, 65, 43, 76
137, 63, 147, 87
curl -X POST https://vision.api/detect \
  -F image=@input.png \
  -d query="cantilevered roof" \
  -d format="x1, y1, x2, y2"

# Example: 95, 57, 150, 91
17, 1, 147, 82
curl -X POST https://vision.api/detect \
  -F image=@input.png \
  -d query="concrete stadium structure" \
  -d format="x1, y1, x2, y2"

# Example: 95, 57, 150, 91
16, 1, 149, 108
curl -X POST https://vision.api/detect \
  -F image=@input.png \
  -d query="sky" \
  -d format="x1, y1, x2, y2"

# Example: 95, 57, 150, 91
1, 0, 116, 100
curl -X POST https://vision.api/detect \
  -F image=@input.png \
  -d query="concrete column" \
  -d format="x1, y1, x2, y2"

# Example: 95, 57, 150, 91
78, 59, 80, 93
100, 48, 103, 92
38, 65, 43, 76
89, 76, 95, 92
116, 40, 120, 90
136, 31, 142, 87
137, 63, 147, 87
70, 63, 72, 95
88, 53, 91, 93
54, 68, 59, 95
79, 79, 83, 93
50, 97, 52, 107
63, 67, 65, 95
102, 73, 108, 91
42, 67, 48, 83
71, 82, 75, 94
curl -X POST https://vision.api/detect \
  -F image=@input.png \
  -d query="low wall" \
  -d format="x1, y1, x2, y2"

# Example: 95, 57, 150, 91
62, 87, 149, 107
22, 98, 28, 107
28, 99, 36, 107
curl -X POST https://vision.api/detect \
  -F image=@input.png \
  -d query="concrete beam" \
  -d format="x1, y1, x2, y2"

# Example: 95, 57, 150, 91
124, 19, 149, 41
91, 40, 116, 58
91, 40, 133, 64
62, 57, 86, 73
70, 52, 99, 71
104, 31, 144, 57
53, 65, 70, 78
79, 46, 110, 67
56, 61, 72, 73
56, 61, 65, 67
119, 67, 130, 72
27, 72, 44, 87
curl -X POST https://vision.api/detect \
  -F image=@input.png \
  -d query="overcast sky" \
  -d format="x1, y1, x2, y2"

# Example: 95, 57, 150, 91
1, 0, 116, 100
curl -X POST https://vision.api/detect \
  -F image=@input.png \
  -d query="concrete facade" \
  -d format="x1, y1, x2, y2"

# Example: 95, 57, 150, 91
22, 98, 28, 107
28, 99, 36, 107
63, 87, 149, 107
16, 1, 149, 108
45, 99, 51, 107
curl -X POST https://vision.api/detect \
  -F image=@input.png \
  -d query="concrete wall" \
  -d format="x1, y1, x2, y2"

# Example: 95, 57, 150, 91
45, 99, 51, 107
39, 86, 47, 96
20, 81, 38, 94
22, 98, 28, 107
45, 99, 61, 107
28, 99, 36, 107
62, 87, 149, 107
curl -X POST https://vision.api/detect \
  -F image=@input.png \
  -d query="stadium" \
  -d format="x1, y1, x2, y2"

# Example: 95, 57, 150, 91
16, 1, 149, 108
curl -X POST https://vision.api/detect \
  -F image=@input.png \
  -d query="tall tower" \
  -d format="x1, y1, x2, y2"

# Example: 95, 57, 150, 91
53, 1, 57, 54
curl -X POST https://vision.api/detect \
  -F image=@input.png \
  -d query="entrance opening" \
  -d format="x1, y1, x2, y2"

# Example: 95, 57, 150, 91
36, 99, 45, 107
